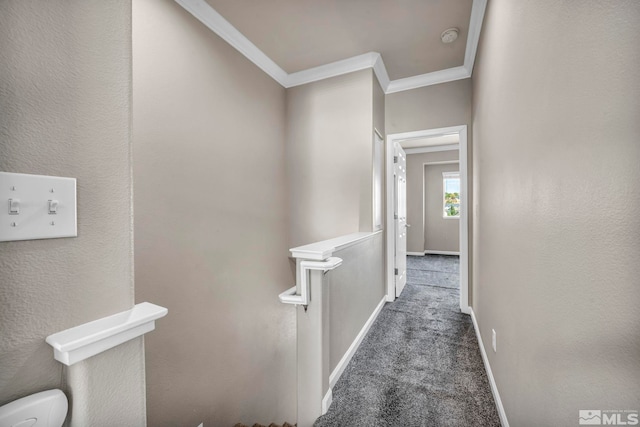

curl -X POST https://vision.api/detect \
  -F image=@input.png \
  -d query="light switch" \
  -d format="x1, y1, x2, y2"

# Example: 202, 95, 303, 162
0, 172, 77, 242
48, 199, 59, 214
8, 198, 20, 215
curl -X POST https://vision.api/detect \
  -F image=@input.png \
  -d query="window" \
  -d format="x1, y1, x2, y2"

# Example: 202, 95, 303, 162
443, 172, 460, 218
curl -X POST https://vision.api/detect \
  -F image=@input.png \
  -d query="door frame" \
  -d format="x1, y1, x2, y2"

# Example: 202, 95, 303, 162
385, 125, 470, 314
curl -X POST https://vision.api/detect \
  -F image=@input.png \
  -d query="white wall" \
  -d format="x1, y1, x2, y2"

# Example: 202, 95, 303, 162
472, 0, 640, 425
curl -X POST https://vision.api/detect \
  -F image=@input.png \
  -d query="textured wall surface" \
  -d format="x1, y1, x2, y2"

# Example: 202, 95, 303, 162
424, 164, 460, 253
0, 1, 145, 426
386, 79, 473, 302
133, 1, 295, 426
286, 70, 374, 247
472, 0, 640, 425
405, 151, 459, 253
385, 79, 471, 136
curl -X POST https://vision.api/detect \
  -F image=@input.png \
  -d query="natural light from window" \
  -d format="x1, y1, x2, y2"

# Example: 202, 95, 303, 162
443, 172, 460, 218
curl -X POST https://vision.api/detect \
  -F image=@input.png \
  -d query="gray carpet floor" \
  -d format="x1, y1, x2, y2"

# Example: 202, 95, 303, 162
407, 254, 460, 289
314, 255, 500, 427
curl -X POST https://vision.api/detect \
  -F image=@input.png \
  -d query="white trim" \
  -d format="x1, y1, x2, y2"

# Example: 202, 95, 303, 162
46, 302, 168, 366
174, 0, 487, 93
404, 143, 459, 155
175, 0, 288, 86
458, 126, 470, 315
278, 257, 343, 306
385, 135, 396, 302
386, 66, 470, 94
389, 127, 462, 142
406, 251, 425, 256
372, 54, 391, 92
424, 250, 460, 256
386, 125, 470, 315
464, 0, 488, 74
290, 230, 382, 260
422, 160, 459, 166
286, 52, 381, 88
321, 388, 333, 415
329, 297, 386, 388
470, 309, 510, 427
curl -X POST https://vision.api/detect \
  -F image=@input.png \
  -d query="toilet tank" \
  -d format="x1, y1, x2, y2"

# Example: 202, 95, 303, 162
0, 390, 67, 427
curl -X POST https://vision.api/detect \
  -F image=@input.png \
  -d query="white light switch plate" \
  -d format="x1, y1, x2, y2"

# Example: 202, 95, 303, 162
0, 172, 77, 242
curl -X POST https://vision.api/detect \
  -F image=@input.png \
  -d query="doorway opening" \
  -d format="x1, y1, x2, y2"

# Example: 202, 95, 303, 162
385, 125, 470, 314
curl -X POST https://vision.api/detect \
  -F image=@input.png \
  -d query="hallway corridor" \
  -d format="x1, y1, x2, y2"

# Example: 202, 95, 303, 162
315, 255, 500, 426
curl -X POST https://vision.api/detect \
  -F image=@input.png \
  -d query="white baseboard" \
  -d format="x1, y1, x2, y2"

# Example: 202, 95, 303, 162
470, 309, 510, 427
321, 388, 332, 415
407, 251, 426, 256
329, 297, 386, 389
424, 250, 460, 256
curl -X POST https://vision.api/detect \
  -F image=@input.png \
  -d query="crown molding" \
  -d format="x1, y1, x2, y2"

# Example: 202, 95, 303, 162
372, 54, 391, 92
464, 0, 488, 75
286, 52, 380, 88
386, 66, 470, 94
174, 0, 486, 94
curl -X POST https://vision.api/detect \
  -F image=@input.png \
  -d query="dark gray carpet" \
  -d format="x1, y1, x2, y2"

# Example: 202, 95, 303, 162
407, 254, 460, 289
314, 256, 500, 427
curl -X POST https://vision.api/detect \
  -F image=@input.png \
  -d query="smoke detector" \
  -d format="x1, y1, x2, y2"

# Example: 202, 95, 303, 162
441, 28, 459, 44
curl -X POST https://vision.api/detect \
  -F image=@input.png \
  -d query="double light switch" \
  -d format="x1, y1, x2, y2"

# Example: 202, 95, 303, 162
0, 172, 77, 242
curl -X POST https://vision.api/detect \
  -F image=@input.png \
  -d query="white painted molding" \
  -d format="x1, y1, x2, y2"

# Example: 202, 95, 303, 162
470, 309, 510, 427
385, 134, 397, 302
386, 66, 470, 94
290, 230, 382, 261
46, 302, 168, 366
424, 250, 460, 256
321, 388, 333, 415
372, 54, 391, 92
388, 126, 463, 142
387, 125, 469, 313
329, 297, 386, 388
406, 251, 425, 256
286, 52, 381, 88
464, 0, 488, 75
174, 0, 486, 93
423, 160, 460, 166
404, 143, 459, 155
279, 256, 342, 307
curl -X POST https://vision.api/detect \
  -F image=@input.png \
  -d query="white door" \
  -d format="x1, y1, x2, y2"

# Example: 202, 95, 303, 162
394, 142, 407, 297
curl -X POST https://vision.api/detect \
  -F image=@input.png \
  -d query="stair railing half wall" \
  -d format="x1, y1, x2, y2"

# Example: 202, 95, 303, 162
279, 231, 383, 427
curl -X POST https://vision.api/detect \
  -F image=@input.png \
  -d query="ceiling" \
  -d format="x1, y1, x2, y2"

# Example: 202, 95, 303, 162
400, 134, 459, 150
177, 0, 486, 92
204, 0, 473, 80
